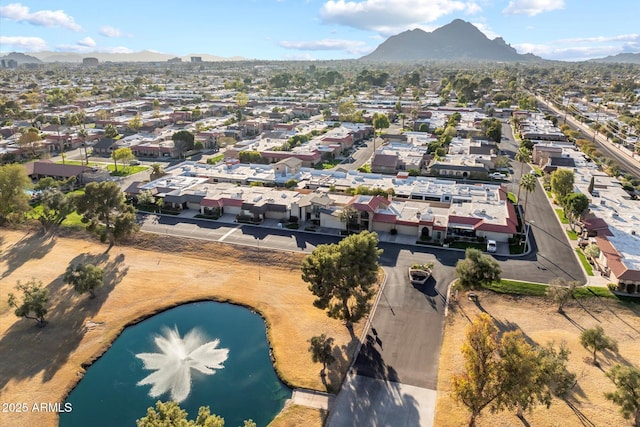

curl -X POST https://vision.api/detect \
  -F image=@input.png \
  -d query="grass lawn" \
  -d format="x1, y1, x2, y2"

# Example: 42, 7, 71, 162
449, 241, 486, 251
566, 229, 578, 240
546, 190, 553, 198
573, 286, 616, 299
316, 159, 342, 170
576, 247, 594, 276
107, 164, 148, 176
555, 208, 569, 224
507, 192, 517, 203
206, 154, 224, 164
482, 279, 548, 296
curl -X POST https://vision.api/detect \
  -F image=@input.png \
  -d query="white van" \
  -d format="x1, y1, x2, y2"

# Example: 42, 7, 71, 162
486, 240, 497, 253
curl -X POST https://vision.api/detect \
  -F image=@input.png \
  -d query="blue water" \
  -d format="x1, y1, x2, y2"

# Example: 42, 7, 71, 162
60, 302, 291, 427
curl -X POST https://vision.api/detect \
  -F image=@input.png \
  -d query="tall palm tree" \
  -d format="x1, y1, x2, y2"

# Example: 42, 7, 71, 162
515, 147, 532, 203
519, 172, 537, 232
78, 128, 88, 165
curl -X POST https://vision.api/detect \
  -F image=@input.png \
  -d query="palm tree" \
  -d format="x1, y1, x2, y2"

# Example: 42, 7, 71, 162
515, 147, 532, 203
78, 128, 88, 165
150, 163, 164, 181
519, 172, 537, 236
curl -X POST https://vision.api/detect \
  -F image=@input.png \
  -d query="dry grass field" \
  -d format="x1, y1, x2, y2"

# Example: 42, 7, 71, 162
435, 290, 640, 427
0, 229, 364, 427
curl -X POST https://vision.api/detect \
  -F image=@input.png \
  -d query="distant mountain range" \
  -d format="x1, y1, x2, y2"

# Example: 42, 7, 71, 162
0, 50, 245, 63
0, 52, 42, 64
589, 52, 640, 64
360, 19, 541, 63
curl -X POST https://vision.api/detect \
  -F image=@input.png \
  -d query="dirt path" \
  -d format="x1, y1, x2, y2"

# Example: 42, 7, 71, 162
0, 230, 362, 427
435, 290, 640, 427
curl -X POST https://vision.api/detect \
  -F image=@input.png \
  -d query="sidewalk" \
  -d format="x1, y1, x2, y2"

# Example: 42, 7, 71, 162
290, 388, 334, 410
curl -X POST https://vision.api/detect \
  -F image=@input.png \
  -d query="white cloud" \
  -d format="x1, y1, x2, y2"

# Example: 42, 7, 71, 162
279, 38, 372, 55
557, 34, 639, 44
319, 0, 482, 35
471, 22, 500, 40
77, 37, 96, 47
99, 25, 123, 38
0, 3, 82, 31
0, 36, 48, 51
503, 0, 565, 16
101, 46, 134, 54
514, 32, 640, 61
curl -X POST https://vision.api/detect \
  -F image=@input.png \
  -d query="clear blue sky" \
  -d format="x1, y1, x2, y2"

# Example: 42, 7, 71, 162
0, 0, 638, 61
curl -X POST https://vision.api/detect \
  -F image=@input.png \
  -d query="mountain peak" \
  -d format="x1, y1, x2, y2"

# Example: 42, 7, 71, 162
361, 19, 539, 63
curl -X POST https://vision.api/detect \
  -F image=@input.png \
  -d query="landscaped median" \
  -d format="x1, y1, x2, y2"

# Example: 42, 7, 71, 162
459, 278, 614, 298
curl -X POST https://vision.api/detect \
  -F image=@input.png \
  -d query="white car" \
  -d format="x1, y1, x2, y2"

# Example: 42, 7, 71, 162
486, 240, 497, 253
489, 172, 507, 180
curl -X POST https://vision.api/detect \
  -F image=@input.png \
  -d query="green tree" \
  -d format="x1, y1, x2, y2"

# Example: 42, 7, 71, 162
580, 325, 618, 365
550, 169, 575, 202
337, 100, 356, 122
583, 243, 600, 260
483, 118, 502, 142
451, 313, 502, 426
453, 314, 574, 425
78, 128, 89, 166
191, 107, 202, 121
0, 163, 32, 223
8, 279, 49, 327
308, 334, 336, 377
455, 248, 502, 290
150, 163, 165, 181
514, 147, 531, 203
493, 156, 511, 170
546, 277, 579, 313
128, 115, 142, 132
372, 113, 390, 135
17, 127, 43, 156
172, 130, 195, 158
104, 123, 119, 139
38, 187, 74, 231
75, 181, 138, 250
519, 173, 537, 227
563, 192, 589, 231
605, 364, 640, 426
111, 147, 134, 172
301, 231, 382, 325
339, 206, 359, 233
137, 401, 224, 427
64, 263, 104, 299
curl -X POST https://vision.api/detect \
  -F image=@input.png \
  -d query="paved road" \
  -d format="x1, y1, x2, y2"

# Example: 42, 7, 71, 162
500, 122, 585, 283
536, 96, 640, 179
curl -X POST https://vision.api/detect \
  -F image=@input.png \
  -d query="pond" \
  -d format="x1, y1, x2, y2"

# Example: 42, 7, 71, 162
60, 301, 291, 427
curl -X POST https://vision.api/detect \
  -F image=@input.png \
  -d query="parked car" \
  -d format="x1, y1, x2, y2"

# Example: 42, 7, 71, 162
486, 240, 497, 253
489, 172, 507, 180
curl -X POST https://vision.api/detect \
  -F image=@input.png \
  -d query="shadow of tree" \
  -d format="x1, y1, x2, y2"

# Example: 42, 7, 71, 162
563, 398, 596, 427
327, 371, 421, 426
561, 311, 585, 332
325, 343, 350, 394
0, 231, 57, 279
0, 251, 128, 390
